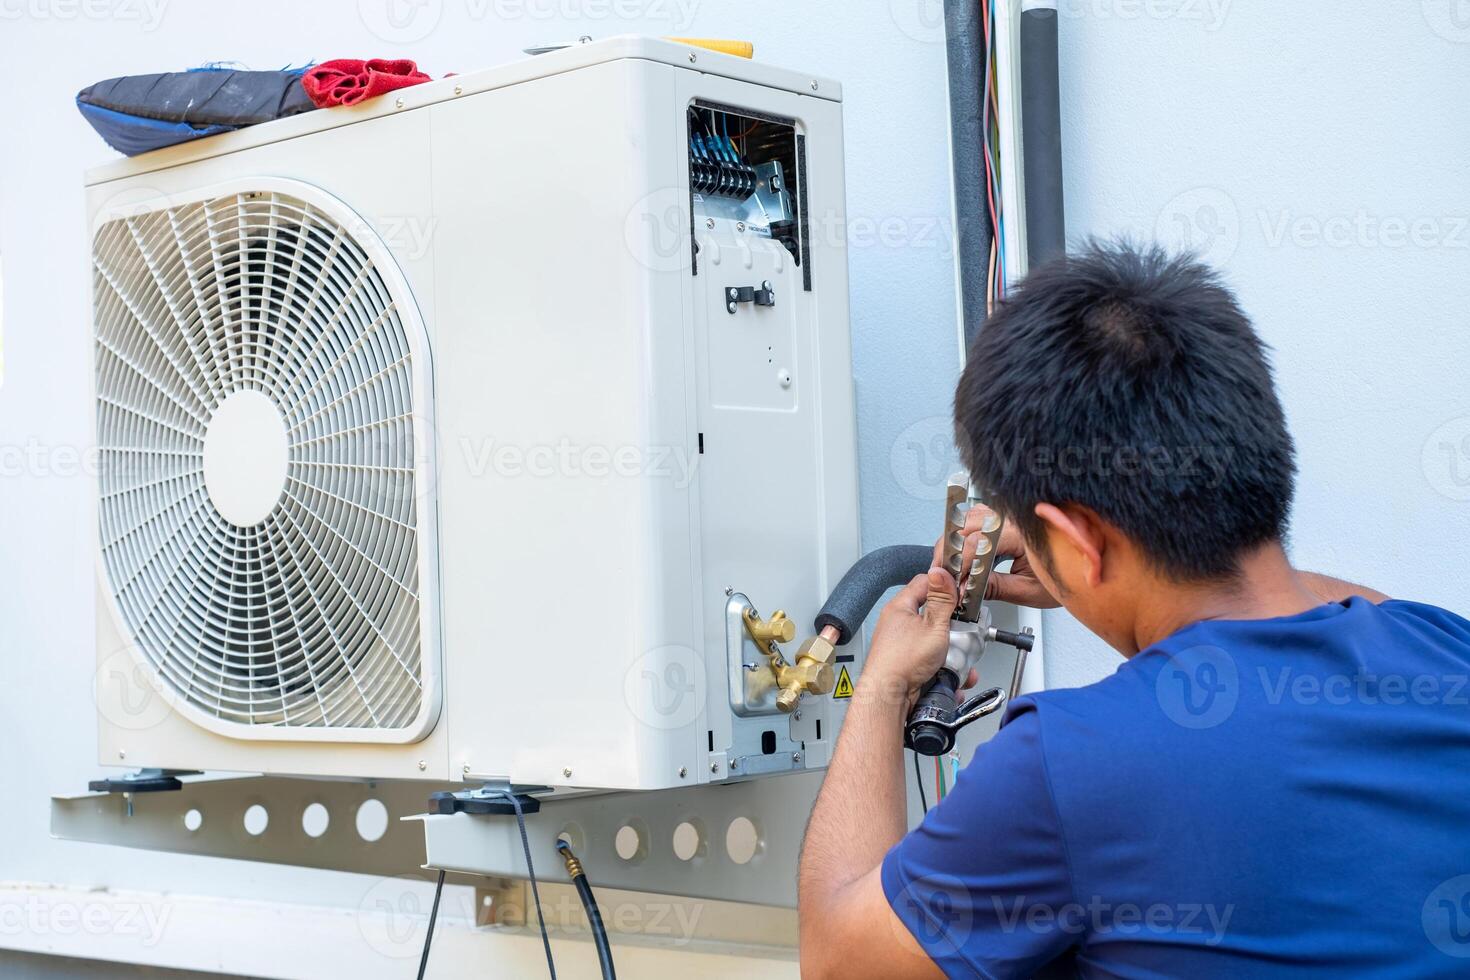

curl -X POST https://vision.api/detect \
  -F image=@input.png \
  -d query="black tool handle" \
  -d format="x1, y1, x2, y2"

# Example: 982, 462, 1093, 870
904, 668, 962, 756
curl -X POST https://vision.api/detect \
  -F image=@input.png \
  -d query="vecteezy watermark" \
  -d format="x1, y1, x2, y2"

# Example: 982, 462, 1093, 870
1424, 874, 1470, 958
1422, 415, 1470, 502
359, 875, 471, 959
623, 645, 707, 731
887, 873, 976, 958
1157, 646, 1470, 729
0, 439, 101, 479
0, 894, 172, 946
890, 416, 963, 502
992, 896, 1235, 946
1257, 210, 1470, 251
1156, 187, 1469, 265
0, 0, 168, 30
358, 0, 699, 44
1059, 0, 1232, 30
1258, 667, 1470, 708
1422, 0, 1470, 43
1156, 645, 1240, 729
625, 190, 956, 275
1156, 187, 1242, 268
343, 213, 439, 263
459, 437, 700, 489
95, 645, 176, 732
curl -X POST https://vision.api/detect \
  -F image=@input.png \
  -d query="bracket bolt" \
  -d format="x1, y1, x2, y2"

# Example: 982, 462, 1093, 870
678, 767, 688, 778
792, 752, 802, 764
710, 762, 720, 773
563, 768, 573, 778
418, 760, 427, 771
730, 759, 739, 771
462, 764, 470, 774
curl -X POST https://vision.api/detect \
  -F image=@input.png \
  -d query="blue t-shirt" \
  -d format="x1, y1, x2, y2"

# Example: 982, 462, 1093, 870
883, 598, 1470, 978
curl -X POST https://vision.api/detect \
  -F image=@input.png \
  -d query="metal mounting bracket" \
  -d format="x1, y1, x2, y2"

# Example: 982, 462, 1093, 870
52, 770, 822, 907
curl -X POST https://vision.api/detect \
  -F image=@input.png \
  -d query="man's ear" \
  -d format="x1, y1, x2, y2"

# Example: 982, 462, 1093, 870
1033, 503, 1107, 588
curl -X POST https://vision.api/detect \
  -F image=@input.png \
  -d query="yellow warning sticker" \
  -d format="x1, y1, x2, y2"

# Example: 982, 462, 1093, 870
832, 665, 855, 699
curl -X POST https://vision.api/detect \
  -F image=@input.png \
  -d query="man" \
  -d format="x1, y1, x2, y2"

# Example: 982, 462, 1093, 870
798, 241, 1470, 978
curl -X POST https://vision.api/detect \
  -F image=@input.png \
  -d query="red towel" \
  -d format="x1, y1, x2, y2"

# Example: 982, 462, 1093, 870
302, 59, 431, 108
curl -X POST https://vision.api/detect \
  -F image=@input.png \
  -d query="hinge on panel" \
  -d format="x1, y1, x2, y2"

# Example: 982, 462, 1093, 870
726, 281, 775, 313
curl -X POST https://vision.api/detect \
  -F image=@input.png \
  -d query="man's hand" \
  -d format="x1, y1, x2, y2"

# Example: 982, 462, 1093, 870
862, 568, 968, 711
933, 504, 1061, 609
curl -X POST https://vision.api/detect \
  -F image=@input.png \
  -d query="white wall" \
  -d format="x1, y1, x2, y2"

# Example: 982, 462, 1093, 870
0, 0, 1466, 965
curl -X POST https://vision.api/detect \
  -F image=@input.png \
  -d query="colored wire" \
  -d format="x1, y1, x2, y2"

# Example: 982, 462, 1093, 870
913, 750, 929, 814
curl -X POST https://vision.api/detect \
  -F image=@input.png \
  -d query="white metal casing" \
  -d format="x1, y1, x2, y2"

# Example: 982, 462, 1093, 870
88, 37, 861, 792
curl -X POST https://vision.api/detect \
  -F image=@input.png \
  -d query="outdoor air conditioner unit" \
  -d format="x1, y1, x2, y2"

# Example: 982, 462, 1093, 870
86, 37, 859, 794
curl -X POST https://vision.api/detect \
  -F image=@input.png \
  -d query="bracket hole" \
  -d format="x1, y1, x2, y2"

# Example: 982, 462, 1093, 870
672, 820, 705, 862
183, 808, 203, 832
302, 802, 330, 839
243, 804, 269, 837
557, 822, 585, 852
614, 821, 648, 864
356, 799, 389, 842
726, 816, 761, 865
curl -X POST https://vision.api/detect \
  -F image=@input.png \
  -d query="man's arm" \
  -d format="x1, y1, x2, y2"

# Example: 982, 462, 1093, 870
798, 570, 957, 979
1299, 570, 1389, 604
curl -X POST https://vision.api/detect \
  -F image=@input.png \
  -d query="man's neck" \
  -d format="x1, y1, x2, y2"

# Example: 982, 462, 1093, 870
1130, 543, 1323, 654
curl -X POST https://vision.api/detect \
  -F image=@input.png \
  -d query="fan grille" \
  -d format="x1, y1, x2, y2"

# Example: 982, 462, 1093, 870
93, 189, 428, 734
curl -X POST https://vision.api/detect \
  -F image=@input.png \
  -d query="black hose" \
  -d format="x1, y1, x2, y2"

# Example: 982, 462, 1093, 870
814, 545, 934, 644
558, 840, 616, 980
942, 0, 995, 349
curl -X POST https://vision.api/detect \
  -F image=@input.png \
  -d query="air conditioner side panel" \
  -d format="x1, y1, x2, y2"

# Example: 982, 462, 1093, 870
430, 60, 695, 791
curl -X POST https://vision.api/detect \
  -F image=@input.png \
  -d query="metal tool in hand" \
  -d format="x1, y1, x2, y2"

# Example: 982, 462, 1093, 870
904, 474, 1034, 756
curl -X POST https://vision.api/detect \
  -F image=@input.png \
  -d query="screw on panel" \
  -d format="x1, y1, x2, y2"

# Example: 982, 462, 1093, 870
395, 97, 405, 109
418, 760, 427, 771
678, 767, 688, 778
689, 52, 697, 63
729, 759, 739, 771
736, 221, 746, 233
811, 80, 819, 91
710, 762, 720, 773
793, 710, 802, 721
724, 586, 734, 596
563, 768, 573, 778
117, 751, 125, 760
792, 752, 802, 764
453, 85, 463, 96
705, 217, 716, 229
462, 764, 471, 774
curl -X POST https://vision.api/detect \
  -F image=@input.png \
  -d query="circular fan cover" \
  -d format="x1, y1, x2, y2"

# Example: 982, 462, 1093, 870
93, 188, 431, 737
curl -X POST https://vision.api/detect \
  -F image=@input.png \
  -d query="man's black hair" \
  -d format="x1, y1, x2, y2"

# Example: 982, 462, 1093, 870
954, 239, 1296, 582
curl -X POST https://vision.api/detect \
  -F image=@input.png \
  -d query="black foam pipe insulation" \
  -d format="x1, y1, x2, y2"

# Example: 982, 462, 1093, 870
815, 545, 935, 644
1021, 3, 1067, 265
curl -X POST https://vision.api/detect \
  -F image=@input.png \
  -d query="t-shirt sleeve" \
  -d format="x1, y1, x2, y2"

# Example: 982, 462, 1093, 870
881, 699, 1076, 978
